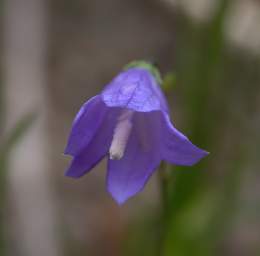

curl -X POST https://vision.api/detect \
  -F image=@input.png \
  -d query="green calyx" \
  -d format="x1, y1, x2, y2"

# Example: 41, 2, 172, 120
123, 60, 163, 84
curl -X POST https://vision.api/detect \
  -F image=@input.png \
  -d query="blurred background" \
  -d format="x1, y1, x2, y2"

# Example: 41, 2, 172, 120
1, 0, 260, 255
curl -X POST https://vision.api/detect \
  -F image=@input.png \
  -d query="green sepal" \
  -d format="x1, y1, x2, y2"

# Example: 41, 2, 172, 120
124, 60, 163, 85
162, 72, 177, 93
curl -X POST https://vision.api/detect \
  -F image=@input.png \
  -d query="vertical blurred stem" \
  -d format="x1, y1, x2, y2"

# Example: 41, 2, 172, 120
186, 0, 230, 146
169, 0, 232, 218
160, 0, 232, 255
158, 162, 170, 256
159, 162, 169, 216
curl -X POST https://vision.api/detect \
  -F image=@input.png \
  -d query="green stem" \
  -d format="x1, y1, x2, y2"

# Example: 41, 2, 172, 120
158, 162, 170, 256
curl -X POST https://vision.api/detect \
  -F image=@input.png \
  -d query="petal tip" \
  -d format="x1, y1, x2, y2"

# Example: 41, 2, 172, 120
107, 186, 132, 205
65, 163, 87, 179
189, 148, 209, 166
64, 170, 82, 179
114, 197, 127, 205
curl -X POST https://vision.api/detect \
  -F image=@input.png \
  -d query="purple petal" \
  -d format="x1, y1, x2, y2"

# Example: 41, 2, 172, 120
101, 68, 169, 113
66, 108, 119, 178
161, 113, 208, 166
64, 95, 107, 156
107, 112, 161, 204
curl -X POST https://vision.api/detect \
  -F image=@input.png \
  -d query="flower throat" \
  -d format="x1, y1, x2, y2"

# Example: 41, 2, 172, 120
109, 109, 134, 160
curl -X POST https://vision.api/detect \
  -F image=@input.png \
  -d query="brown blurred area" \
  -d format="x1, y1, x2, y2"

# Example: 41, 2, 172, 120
2, 0, 260, 256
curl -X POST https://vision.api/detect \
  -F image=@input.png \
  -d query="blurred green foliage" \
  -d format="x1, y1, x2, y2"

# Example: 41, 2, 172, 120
123, 0, 260, 255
